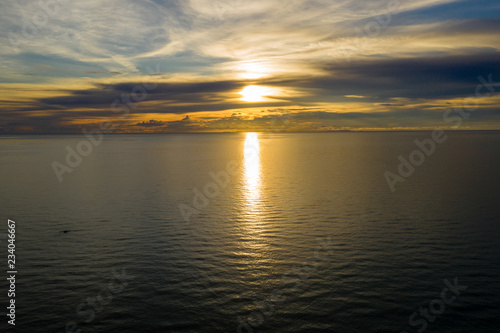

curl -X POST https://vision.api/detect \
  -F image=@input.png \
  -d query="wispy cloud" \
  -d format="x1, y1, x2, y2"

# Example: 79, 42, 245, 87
1, 0, 499, 133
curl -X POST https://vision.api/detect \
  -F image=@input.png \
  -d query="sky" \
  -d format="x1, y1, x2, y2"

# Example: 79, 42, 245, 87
1, 0, 500, 133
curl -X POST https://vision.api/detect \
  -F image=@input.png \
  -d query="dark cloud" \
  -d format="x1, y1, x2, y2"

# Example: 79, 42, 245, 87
5, 50, 500, 133
135, 120, 165, 127
166, 115, 195, 130
391, 0, 500, 26
108, 80, 243, 94
260, 51, 500, 102
327, 52, 500, 85
437, 19, 500, 36
31, 51, 500, 114
34, 79, 290, 114
36, 80, 246, 109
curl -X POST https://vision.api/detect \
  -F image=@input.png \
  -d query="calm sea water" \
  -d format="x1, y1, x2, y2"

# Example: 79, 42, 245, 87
0, 132, 499, 332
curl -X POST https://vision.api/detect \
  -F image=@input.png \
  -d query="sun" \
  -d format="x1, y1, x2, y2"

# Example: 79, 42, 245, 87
240, 85, 271, 102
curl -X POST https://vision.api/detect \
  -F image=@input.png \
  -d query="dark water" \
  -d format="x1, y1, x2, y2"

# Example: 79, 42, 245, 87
0, 132, 499, 332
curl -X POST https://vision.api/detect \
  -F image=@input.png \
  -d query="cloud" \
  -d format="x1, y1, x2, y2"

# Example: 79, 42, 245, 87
295, 51, 500, 101
135, 120, 165, 127
345, 95, 368, 99
1, 0, 500, 132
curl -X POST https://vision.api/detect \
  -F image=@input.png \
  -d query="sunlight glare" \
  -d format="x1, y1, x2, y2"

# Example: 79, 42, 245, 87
244, 132, 261, 203
240, 85, 272, 102
239, 62, 268, 79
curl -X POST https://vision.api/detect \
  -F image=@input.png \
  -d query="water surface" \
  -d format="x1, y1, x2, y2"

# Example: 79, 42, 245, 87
0, 132, 499, 332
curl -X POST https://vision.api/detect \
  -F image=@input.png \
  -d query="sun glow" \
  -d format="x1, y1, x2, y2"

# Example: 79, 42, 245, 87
239, 62, 269, 79
240, 85, 272, 102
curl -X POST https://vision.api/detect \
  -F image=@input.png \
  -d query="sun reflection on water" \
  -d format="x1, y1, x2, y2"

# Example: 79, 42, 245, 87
243, 133, 261, 207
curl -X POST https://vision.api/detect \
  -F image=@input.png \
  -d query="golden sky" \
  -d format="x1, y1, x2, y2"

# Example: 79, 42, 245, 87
1, 0, 500, 133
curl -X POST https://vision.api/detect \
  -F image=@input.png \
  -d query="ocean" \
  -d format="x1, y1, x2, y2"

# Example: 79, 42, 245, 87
0, 132, 499, 332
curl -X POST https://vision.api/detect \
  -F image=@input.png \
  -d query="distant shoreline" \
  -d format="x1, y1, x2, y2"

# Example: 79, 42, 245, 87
1, 129, 500, 136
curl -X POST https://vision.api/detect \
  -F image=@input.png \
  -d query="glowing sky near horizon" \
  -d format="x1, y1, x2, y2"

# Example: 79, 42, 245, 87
1, 0, 500, 133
